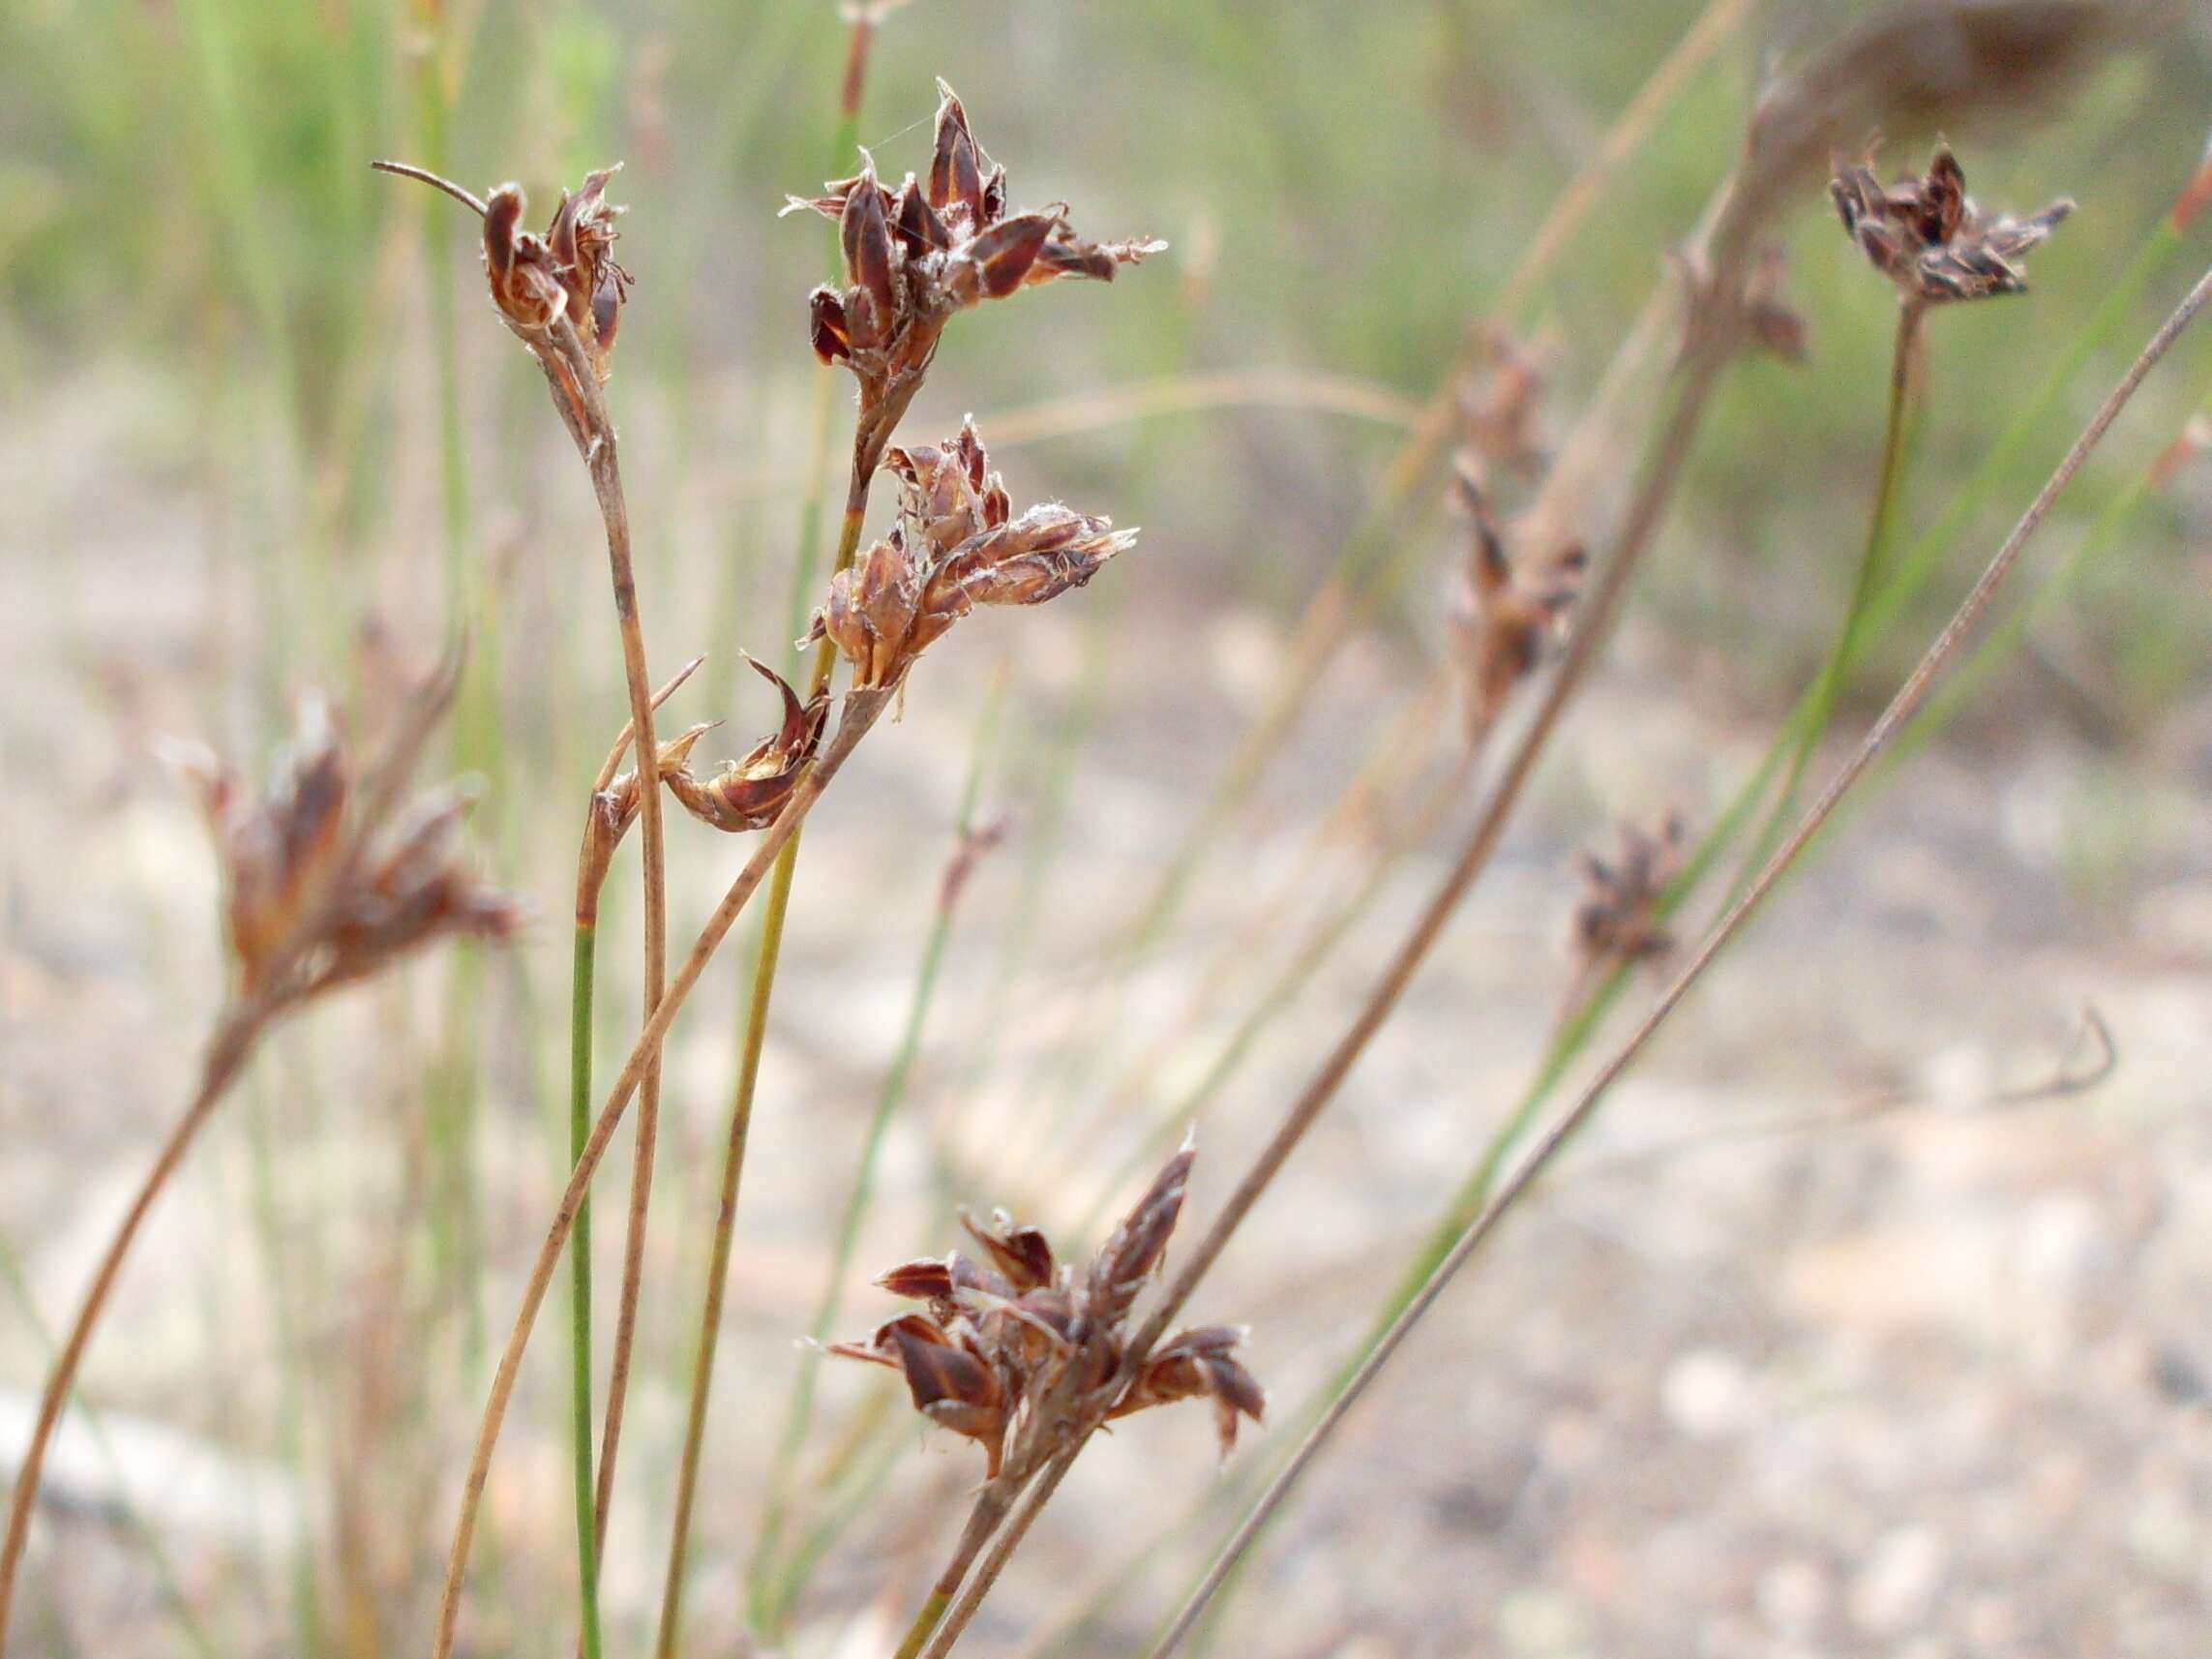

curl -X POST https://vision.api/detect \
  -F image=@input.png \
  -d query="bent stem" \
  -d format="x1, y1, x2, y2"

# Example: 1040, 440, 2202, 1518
0, 1004, 270, 1653
1138, 254, 2212, 1659
433, 684, 895, 1659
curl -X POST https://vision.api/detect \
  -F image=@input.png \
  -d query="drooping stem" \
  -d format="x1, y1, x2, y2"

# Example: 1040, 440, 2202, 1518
433, 684, 893, 1659
1140, 256, 2212, 1658
0, 1004, 270, 1653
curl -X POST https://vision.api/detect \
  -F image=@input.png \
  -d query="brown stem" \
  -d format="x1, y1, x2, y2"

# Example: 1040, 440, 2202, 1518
432, 684, 893, 1659
1142, 260, 2212, 1657
0, 1006, 269, 1651
535, 318, 671, 1576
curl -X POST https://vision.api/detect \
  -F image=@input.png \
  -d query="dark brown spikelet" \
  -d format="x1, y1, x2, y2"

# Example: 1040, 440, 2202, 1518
172, 689, 521, 1003
1830, 142, 2071, 305
659, 655, 828, 833
807, 418, 1135, 689
830, 1139, 1259, 1481
1572, 810, 1688, 972
1083, 1139, 1195, 1334
1451, 468, 1586, 740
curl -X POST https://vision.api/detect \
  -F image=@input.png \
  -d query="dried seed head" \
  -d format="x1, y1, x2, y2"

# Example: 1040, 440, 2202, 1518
1450, 468, 1586, 741
1831, 142, 2071, 305
1572, 810, 1688, 972
175, 691, 521, 1003
807, 419, 1135, 689
1459, 329, 1549, 478
479, 169, 633, 387
660, 655, 829, 833
787, 81, 1163, 417
831, 1138, 1258, 1479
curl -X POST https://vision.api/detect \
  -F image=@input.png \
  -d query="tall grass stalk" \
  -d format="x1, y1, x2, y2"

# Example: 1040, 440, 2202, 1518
652, 17, 884, 1651
1140, 251, 2212, 1656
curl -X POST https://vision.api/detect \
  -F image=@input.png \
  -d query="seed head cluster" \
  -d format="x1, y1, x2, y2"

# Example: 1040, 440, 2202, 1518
808, 418, 1136, 689
833, 1143, 1265, 1479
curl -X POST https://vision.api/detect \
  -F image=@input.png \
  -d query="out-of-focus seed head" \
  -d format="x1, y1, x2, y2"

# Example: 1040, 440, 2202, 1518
1745, 245, 1809, 361
1572, 810, 1688, 972
660, 655, 829, 834
1459, 329, 1550, 478
1831, 142, 2071, 305
174, 692, 520, 1003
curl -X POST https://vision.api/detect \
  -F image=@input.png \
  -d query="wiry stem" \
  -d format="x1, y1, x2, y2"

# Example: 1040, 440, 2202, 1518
1142, 255, 2212, 1657
524, 317, 673, 1603
1742, 295, 1926, 879
433, 684, 894, 1659
567, 655, 702, 1659
0, 1006, 269, 1651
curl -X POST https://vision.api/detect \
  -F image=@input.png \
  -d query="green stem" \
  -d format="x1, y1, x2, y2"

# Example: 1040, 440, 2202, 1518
1740, 298, 1925, 881
568, 920, 602, 1659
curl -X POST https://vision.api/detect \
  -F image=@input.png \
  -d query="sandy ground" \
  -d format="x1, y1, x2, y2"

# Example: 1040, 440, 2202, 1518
4, 364, 2211, 1659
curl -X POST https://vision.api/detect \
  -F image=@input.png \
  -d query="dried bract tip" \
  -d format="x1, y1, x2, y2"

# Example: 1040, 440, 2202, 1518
1831, 142, 2070, 305
1451, 469, 1586, 740
185, 693, 520, 1002
1572, 810, 1687, 972
661, 656, 829, 833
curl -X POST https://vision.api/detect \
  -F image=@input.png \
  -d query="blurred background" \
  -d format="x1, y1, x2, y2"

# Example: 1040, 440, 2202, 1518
5, 1, 2212, 1654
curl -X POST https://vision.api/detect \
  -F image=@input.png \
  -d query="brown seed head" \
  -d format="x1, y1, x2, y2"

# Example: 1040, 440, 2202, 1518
1451, 468, 1586, 741
830, 1138, 1257, 1479
788, 81, 1162, 411
1830, 141, 2071, 305
807, 419, 1135, 689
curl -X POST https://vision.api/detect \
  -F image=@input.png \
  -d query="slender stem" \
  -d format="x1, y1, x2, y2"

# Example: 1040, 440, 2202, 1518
653, 499, 868, 1659
567, 919, 603, 1659
0, 1006, 269, 1653
433, 685, 893, 1659
563, 652, 700, 1659
749, 674, 1005, 1628
1141, 256, 2212, 1657
1743, 297, 1926, 876
895, 1486, 1017, 1659
538, 321, 672, 1595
